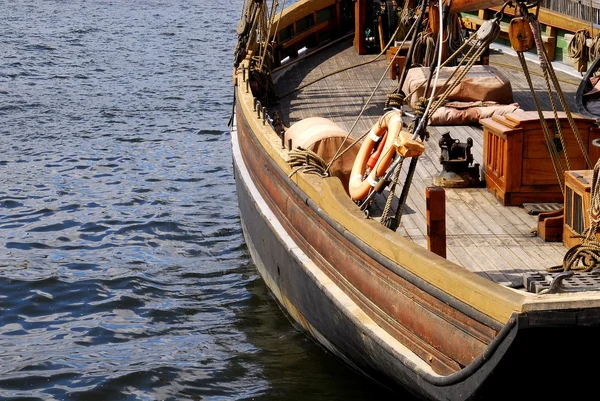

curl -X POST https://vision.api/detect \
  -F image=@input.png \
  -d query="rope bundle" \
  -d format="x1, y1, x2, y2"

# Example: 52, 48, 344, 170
568, 29, 590, 73
287, 147, 329, 178
413, 31, 436, 67
590, 32, 600, 63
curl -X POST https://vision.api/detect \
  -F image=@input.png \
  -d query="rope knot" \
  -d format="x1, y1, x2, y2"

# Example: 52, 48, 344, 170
385, 93, 405, 110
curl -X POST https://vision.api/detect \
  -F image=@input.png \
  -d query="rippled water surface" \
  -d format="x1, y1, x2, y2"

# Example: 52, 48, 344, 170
0, 1, 402, 400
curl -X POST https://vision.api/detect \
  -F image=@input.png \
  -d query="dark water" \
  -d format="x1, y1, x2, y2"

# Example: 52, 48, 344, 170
0, 1, 403, 400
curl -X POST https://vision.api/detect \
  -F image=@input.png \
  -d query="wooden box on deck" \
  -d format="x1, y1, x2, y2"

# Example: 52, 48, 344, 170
480, 111, 600, 206
563, 170, 598, 248
386, 45, 408, 80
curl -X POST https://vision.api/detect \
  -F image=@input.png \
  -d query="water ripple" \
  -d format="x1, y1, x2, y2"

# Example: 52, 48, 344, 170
0, 0, 400, 400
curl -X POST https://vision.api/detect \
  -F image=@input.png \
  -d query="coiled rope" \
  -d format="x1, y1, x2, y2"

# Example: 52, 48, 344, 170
413, 31, 436, 67
568, 28, 590, 73
590, 31, 600, 63
287, 147, 329, 178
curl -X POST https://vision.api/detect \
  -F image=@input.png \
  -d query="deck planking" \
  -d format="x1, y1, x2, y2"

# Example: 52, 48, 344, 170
272, 39, 583, 288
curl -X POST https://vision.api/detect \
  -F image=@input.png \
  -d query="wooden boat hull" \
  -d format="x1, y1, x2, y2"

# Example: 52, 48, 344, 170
231, 108, 600, 400
231, 0, 600, 398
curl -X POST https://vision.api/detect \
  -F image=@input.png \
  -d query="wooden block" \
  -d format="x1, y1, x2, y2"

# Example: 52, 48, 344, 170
426, 187, 446, 258
537, 209, 564, 242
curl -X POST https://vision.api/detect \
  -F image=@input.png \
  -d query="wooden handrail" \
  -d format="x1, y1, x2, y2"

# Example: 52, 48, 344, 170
279, 19, 335, 49
489, 4, 598, 36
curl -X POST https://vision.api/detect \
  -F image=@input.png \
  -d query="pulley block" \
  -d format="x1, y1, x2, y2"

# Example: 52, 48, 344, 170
508, 17, 534, 52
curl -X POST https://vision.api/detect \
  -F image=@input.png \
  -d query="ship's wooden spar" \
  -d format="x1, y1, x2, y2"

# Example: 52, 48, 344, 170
447, 0, 508, 13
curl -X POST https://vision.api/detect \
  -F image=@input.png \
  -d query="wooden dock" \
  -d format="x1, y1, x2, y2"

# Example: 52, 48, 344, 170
272, 39, 584, 288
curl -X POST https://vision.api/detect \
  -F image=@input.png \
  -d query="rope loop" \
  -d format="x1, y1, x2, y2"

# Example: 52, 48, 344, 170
287, 147, 329, 178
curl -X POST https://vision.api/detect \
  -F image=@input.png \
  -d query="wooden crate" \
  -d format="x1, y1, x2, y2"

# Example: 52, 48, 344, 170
563, 170, 596, 248
480, 111, 600, 206
386, 45, 408, 80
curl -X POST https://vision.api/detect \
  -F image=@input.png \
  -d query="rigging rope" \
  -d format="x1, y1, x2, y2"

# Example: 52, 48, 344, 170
530, 16, 572, 172
517, 50, 566, 190
380, 0, 446, 230
320, 15, 421, 175
529, 12, 593, 169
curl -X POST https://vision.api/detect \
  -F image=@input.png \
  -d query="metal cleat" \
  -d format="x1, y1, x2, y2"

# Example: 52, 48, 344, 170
539, 271, 574, 294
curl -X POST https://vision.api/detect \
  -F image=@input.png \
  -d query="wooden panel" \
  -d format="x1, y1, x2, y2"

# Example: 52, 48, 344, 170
280, 19, 336, 50
522, 159, 564, 185
521, 158, 587, 185
274, 0, 337, 36
481, 111, 597, 205
522, 126, 591, 159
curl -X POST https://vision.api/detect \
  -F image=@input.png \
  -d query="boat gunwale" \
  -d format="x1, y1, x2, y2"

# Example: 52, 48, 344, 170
232, 110, 527, 391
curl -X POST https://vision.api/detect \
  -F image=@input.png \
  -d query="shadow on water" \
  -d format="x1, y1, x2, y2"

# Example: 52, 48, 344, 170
233, 252, 407, 401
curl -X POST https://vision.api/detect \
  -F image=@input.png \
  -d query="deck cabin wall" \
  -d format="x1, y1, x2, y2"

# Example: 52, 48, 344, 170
271, 0, 355, 66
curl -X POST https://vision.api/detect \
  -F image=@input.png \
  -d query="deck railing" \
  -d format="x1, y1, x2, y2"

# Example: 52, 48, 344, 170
271, 0, 353, 66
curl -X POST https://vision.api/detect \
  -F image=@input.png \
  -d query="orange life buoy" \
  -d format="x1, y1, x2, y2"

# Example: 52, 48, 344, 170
349, 110, 403, 202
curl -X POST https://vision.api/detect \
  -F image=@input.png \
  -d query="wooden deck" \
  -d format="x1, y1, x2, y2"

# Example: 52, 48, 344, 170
272, 39, 584, 288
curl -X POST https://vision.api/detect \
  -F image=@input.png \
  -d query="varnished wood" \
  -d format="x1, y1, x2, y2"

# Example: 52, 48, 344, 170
386, 46, 408, 80
427, 187, 447, 258
537, 209, 564, 242
563, 170, 596, 248
480, 111, 598, 206
354, 0, 366, 54
508, 17, 534, 52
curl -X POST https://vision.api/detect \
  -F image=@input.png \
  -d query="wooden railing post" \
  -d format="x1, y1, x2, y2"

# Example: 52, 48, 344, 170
354, 0, 367, 54
426, 187, 446, 258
